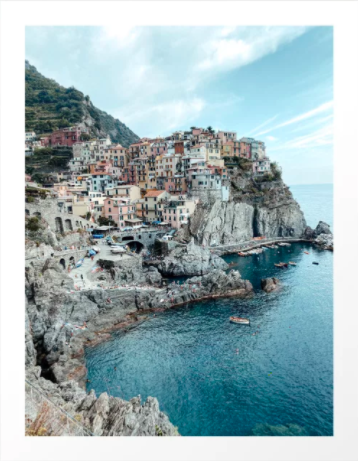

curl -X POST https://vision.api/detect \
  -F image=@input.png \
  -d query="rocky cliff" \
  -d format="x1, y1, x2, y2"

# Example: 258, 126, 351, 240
158, 238, 228, 276
25, 236, 253, 436
186, 171, 307, 246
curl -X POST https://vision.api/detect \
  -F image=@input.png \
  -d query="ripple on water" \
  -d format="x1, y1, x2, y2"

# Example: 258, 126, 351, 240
86, 243, 333, 436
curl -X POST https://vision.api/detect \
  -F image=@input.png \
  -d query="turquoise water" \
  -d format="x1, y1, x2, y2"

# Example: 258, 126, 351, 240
290, 183, 333, 230
86, 184, 333, 436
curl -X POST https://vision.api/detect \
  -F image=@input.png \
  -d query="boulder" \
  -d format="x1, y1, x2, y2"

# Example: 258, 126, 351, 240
314, 221, 332, 236
261, 277, 280, 293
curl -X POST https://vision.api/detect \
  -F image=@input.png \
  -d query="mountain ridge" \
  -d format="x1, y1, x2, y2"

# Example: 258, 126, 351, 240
25, 60, 140, 147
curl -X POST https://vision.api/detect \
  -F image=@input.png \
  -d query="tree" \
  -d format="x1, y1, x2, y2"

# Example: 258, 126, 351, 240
80, 133, 91, 141
207, 126, 215, 134
271, 162, 282, 180
58, 118, 70, 129
25, 217, 40, 232
98, 216, 116, 227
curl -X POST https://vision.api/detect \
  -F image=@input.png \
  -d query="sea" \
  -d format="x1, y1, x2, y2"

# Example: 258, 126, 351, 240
85, 184, 333, 436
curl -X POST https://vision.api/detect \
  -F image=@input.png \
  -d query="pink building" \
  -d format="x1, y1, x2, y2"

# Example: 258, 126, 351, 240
164, 176, 187, 194
103, 197, 137, 228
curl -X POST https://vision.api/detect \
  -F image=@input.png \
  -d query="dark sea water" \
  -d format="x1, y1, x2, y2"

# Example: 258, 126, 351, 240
86, 184, 333, 436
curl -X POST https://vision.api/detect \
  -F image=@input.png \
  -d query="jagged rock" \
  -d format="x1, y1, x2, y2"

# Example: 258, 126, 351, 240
25, 237, 253, 436
261, 278, 280, 293
314, 233, 334, 250
158, 239, 228, 276
314, 221, 332, 236
185, 179, 306, 245
303, 226, 315, 239
25, 368, 178, 436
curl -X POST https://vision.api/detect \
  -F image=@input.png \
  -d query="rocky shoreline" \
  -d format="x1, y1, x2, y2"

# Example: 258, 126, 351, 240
25, 237, 254, 436
25, 211, 332, 436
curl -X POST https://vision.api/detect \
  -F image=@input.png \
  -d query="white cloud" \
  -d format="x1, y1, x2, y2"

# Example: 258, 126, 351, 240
247, 115, 279, 136
115, 98, 206, 135
255, 101, 333, 136
195, 26, 308, 74
266, 136, 278, 142
98, 25, 140, 50
268, 123, 333, 152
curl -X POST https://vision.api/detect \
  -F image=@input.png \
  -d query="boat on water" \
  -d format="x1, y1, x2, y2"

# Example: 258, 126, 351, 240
288, 261, 297, 266
230, 316, 250, 325
274, 263, 284, 268
312, 261, 319, 265
238, 252, 246, 257
279, 262, 288, 267
304, 251, 309, 255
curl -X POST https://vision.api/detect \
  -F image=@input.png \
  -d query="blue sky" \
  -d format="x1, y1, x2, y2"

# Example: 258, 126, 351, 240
26, 26, 333, 185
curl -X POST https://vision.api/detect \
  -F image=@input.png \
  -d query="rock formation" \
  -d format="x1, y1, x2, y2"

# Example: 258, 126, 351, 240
26, 367, 178, 436
261, 277, 280, 293
158, 238, 228, 276
25, 234, 253, 436
185, 177, 307, 246
303, 221, 333, 250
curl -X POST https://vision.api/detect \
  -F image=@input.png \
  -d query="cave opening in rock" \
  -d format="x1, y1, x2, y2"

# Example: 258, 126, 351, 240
252, 207, 260, 237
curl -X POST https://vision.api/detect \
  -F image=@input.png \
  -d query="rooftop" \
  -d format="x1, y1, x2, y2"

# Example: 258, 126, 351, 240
145, 190, 166, 198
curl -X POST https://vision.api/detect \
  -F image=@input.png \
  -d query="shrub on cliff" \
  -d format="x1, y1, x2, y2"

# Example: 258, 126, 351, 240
98, 259, 115, 270
271, 162, 282, 180
26, 217, 40, 232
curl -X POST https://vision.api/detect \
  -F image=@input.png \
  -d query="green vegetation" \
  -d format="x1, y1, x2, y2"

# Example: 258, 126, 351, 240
25, 146, 73, 173
97, 259, 115, 270
25, 217, 41, 232
97, 216, 116, 227
25, 61, 140, 147
271, 162, 282, 180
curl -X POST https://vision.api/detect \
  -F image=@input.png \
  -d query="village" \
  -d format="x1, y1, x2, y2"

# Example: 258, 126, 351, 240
25, 125, 272, 239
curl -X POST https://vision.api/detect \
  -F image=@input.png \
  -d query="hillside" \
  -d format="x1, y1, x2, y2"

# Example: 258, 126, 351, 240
25, 61, 140, 147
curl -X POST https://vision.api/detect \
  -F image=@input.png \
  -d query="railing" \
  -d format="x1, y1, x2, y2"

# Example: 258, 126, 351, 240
25, 380, 94, 437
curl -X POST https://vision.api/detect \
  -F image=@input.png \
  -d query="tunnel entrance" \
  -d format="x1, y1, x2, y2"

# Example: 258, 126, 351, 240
59, 258, 66, 270
125, 241, 144, 253
122, 235, 134, 241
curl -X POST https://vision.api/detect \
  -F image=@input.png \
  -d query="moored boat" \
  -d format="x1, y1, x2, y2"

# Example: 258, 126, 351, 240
230, 316, 250, 325
288, 261, 297, 266
274, 263, 284, 268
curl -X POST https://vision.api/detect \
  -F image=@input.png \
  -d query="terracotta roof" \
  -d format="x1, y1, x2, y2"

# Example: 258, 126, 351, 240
145, 190, 165, 198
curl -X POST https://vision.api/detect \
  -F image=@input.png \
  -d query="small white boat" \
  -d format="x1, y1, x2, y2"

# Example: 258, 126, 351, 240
92, 246, 100, 253
111, 247, 126, 254
230, 316, 250, 325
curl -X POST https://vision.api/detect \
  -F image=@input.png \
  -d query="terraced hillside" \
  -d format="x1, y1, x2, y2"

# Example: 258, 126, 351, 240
25, 61, 140, 147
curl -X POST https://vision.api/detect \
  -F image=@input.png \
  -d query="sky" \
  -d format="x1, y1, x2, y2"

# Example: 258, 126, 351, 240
26, 26, 333, 185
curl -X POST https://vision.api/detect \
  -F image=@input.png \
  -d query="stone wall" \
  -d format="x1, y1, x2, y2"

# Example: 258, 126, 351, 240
25, 197, 91, 233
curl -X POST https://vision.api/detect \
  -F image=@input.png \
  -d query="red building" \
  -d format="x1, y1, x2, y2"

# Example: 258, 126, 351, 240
174, 141, 185, 155
40, 127, 83, 148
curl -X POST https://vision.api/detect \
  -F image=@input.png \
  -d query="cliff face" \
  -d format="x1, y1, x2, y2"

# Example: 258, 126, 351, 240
25, 236, 253, 436
187, 173, 306, 246
158, 238, 229, 276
